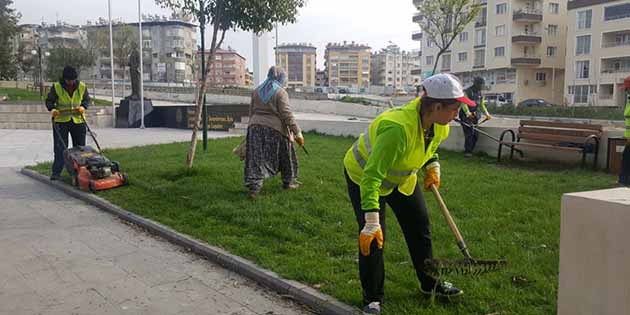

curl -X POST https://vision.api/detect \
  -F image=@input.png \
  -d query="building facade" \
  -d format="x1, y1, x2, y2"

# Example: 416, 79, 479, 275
324, 42, 371, 89
315, 70, 326, 86
197, 47, 248, 87
275, 43, 317, 87
413, 0, 567, 105
370, 44, 421, 90
565, 0, 630, 107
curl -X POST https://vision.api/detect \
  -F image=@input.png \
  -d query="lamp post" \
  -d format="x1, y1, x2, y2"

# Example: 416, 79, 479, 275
31, 47, 50, 98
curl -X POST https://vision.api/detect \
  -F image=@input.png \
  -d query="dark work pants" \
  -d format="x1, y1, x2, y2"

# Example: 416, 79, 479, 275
459, 111, 478, 154
619, 143, 630, 186
52, 121, 86, 176
345, 170, 435, 305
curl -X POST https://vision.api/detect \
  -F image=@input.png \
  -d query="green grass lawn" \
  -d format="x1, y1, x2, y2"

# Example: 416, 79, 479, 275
30, 134, 616, 315
0, 87, 110, 105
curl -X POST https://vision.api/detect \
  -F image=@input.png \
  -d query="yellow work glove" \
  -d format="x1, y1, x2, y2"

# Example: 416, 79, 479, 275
423, 161, 441, 191
359, 212, 383, 256
485, 113, 493, 120
466, 111, 475, 119
51, 109, 60, 118
77, 106, 85, 114
295, 132, 305, 147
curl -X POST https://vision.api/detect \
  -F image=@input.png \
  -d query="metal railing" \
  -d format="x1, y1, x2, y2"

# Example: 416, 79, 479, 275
513, 8, 543, 15
601, 40, 630, 48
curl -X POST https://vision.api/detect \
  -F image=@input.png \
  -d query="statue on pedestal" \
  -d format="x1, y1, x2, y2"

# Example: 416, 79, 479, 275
128, 48, 141, 100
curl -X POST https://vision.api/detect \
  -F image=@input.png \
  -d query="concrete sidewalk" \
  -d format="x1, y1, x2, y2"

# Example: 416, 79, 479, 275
0, 129, 313, 314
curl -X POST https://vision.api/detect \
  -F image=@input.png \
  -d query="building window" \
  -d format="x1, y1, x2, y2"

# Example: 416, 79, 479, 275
459, 32, 468, 42
427, 39, 433, 48
495, 25, 505, 36
494, 47, 505, 57
496, 3, 507, 14
575, 35, 591, 55
575, 60, 590, 79
475, 29, 486, 46
569, 85, 596, 103
474, 49, 485, 67
577, 10, 592, 29
547, 46, 557, 56
441, 54, 451, 69
549, 3, 559, 14
458, 52, 467, 62
604, 3, 630, 21
547, 24, 558, 36
535, 72, 546, 81
426, 56, 434, 65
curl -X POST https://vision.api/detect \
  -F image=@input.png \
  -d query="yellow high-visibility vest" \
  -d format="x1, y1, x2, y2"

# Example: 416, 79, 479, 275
624, 95, 630, 139
53, 81, 86, 123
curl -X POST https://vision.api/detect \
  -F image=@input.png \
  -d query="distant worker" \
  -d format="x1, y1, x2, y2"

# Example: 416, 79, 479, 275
619, 81, 630, 186
46, 65, 90, 180
244, 66, 304, 199
459, 76, 492, 157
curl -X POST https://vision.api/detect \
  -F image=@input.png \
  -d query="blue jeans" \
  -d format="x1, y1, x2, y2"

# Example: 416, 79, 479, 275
52, 121, 86, 176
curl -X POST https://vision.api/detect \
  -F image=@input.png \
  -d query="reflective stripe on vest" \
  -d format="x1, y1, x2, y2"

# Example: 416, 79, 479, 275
53, 82, 86, 123
351, 139, 401, 189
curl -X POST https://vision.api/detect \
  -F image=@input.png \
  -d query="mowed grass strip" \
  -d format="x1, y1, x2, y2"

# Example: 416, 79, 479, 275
0, 87, 110, 105
30, 133, 615, 315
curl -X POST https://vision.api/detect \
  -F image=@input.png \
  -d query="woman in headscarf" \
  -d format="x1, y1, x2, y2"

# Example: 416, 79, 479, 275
244, 66, 304, 199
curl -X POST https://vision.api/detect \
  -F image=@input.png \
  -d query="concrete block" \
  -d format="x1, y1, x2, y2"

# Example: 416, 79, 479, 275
558, 188, 630, 315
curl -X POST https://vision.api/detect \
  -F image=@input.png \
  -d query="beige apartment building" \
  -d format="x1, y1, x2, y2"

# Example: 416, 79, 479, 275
197, 47, 248, 87
324, 42, 371, 89
275, 43, 316, 88
565, 0, 630, 107
413, 0, 567, 105
371, 44, 422, 90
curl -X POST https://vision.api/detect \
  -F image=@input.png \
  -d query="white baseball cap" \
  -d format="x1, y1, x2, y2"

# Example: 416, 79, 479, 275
421, 73, 476, 107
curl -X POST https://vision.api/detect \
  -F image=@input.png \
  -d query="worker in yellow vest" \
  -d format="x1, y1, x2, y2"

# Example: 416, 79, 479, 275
46, 66, 90, 180
619, 90, 630, 186
343, 73, 476, 315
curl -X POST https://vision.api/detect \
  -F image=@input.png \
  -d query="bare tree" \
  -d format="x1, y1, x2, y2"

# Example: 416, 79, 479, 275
416, 0, 481, 75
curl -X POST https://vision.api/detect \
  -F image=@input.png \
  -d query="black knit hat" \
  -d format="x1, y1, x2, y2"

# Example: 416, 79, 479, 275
62, 66, 78, 80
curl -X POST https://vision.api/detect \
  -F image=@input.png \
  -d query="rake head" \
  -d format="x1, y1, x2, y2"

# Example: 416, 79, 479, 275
424, 258, 507, 277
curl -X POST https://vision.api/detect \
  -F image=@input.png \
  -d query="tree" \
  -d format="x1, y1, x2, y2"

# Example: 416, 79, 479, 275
416, 0, 481, 75
155, 0, 307, 168
0, 0, 20, 80
16, 41, 35, 80
45, 47, 96, 81
111, 25, 138, 80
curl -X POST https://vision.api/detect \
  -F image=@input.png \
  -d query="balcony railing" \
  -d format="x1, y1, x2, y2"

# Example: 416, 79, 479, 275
475, 19, 487, 27
511, 54, 541, 65
602, 40, 630, 48
412, 32, 423, 41
512, 9, 543, 21
601, 68, 630, 74
512, 32, 542, 43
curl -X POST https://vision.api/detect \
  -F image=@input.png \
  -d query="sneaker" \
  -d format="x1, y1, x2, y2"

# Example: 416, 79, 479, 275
282, 181, 301, 190
463, 152, 473, 158
420, 281, 463, 298
247, 191, 258, 199
362, 301, 381, 315
50, 174, 61, 181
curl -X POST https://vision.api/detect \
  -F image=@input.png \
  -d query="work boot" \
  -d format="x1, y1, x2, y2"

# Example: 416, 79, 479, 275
420, 280, 463, 298
362, 301, 381, 315
247, 190, 259, 200
463, 152, 473, 158
282, 180, 301, 190
50, 174, 61, 181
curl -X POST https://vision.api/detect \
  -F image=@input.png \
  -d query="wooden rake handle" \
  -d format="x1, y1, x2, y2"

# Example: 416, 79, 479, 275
430, 184, 473, 260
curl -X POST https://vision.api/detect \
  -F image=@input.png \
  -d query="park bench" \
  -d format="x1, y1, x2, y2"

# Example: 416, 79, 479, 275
497, 120, 602, 169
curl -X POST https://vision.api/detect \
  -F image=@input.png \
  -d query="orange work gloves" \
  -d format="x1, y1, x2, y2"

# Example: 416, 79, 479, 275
51, 109, 60, 118
77, 106, 85, 114
295, 132, 305, 147
359, 211, 383, 256
423, 161, 441, 191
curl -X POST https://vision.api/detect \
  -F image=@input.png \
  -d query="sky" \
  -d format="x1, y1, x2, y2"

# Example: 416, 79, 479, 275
14, 0, 421, 69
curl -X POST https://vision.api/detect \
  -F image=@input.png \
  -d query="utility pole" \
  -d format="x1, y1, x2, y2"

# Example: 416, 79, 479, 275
200, 2, 208, 152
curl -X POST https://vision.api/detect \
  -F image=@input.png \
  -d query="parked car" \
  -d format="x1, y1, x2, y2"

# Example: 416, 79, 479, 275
338, 87, 350, 94
518, 98, 552, 107
394, 88, 408, 96
485, 95, 510, 107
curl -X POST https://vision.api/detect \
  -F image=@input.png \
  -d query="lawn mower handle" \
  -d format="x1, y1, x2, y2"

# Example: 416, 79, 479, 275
430, 184, 473, 260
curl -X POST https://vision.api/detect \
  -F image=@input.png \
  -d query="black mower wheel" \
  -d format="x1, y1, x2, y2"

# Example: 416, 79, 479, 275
121, 173, 129, 185
111, 161, 120, 173
88, 180, 96, 192
71, 176, 78, 187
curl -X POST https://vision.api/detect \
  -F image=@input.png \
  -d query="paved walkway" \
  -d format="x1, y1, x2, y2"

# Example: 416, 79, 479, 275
0, 129, 312, 315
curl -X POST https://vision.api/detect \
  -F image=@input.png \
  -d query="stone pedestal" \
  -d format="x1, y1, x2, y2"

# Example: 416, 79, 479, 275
116, 97, 155, 128
558, 188, 630, 315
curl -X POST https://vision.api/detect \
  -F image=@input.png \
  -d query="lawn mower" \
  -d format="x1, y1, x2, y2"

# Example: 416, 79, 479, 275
52, 112, 128, 192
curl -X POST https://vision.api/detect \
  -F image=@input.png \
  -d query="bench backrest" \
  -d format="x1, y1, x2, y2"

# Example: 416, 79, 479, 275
518, 120, 602, 145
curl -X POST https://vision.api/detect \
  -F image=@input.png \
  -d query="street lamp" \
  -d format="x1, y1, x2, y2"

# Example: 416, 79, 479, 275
31, 47, 50, 98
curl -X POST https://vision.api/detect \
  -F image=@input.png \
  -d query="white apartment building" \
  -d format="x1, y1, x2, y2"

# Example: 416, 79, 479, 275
370, 44, 422, 90
413, 0, 567, 105
565, 0, 630, 107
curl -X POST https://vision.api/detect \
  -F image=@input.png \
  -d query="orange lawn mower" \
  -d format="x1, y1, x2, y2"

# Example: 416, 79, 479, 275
52, 110, 128, 192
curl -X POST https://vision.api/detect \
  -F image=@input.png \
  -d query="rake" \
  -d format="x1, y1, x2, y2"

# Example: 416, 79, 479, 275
424, 184, 507, 277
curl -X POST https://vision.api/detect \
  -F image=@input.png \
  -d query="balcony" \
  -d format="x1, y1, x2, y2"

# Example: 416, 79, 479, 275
413, 0, 422, 6
413, 13, 423, 23
511, 55, 541, 66
410, 68, 422, 75
512, 32, 542, 44
512, 9, 543, 22
475, 19, 487, 28
412, 31, 423, 41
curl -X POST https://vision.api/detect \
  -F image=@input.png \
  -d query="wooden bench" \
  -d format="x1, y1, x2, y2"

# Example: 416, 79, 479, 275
498, 120, 602, 169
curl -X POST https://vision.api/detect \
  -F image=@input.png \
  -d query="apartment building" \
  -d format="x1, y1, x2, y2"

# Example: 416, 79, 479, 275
197, 47, 248, 87
315, 70, 326, 86
371, 44, 421, 89
324, 41, 371, 89
565, 0, 630, 107
85, 20, 196, 83
413, 0, 567, 105
275, 43, 317, 87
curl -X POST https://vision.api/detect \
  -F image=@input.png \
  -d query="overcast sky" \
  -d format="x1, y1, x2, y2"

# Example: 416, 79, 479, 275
15, 0, 420, 69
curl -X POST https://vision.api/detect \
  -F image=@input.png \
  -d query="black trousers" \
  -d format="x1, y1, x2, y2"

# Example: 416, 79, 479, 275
345, 170, 435, 305
619, 143, 630, 185
52, 121, 86, 176
459, 111, 478, 154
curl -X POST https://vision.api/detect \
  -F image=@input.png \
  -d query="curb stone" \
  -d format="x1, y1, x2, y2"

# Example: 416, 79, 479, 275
20, 168, 361, 315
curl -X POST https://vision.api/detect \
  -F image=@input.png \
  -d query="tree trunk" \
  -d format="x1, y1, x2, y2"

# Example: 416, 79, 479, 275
185, 19, 221, 168
431, 50, 444, 76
